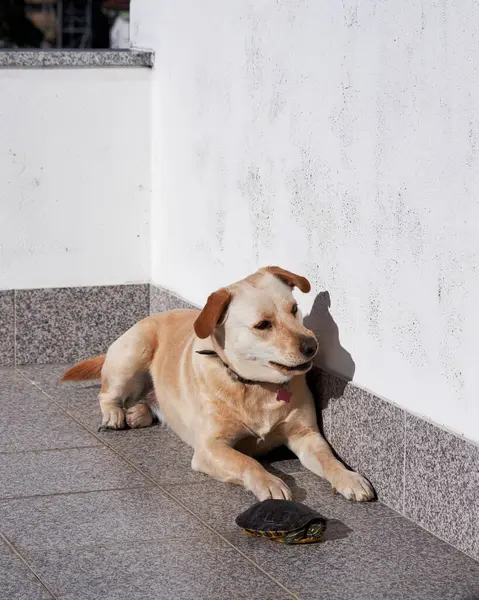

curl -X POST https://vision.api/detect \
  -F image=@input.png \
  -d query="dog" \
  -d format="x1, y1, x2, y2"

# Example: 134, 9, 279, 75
62, 266, 373, 502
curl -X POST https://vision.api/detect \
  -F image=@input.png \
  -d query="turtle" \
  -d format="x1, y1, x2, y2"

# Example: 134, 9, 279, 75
235, 499, 327, 544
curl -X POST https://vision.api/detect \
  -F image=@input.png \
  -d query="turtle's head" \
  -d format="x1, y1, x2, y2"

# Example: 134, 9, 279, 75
306, 520, 326, 540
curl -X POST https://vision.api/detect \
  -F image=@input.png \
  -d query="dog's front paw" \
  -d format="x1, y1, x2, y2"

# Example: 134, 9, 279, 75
100, 406, 126, 430
330, 470, 374, 502
246, 472, 292, 501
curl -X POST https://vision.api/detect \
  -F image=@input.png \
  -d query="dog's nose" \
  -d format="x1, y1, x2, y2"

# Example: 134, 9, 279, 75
299, 336, 318, 358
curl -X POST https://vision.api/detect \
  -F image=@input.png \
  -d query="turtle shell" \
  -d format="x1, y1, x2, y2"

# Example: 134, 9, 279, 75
235, 499, 325, 534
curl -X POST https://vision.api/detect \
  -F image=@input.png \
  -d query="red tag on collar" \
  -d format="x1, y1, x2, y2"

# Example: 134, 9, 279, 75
277, 387, 292, 403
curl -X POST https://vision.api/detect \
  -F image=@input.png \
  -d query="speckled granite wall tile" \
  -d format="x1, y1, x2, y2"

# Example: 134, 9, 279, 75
0, 290, 14, 366
405, 414, 479, 561
15, 284, 149, 364
149, 284, 198, 314
328, 377, 405, 512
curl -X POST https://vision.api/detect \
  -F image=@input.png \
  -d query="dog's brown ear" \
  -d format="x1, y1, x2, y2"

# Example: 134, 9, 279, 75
265, 266, 311, 293
194, 288, 232, 339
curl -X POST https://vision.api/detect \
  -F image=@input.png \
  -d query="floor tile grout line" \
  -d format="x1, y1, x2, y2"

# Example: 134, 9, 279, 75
5, 535, 285, 555
0, 444, 101, 456
1, 531, 58, 600
16, 371, 299, 600
373, 466, 479, 562
17, 369, 479, 564
17, 372, 479, 575
0, 484, 153, 503
384, 494, 479, 563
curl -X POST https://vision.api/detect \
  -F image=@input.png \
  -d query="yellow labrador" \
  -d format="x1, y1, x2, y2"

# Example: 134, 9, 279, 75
62, 266, 373, 502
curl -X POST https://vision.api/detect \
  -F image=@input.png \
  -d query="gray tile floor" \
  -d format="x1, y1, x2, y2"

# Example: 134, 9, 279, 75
1, 365, 479, 600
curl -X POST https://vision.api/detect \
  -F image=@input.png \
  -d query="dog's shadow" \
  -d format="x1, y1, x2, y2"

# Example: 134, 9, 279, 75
304, 291, 355, 429
262, 290, 357, 469
303, 291, 355, 383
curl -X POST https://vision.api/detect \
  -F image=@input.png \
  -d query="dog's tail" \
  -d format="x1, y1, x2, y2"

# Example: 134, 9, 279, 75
61, 355, 106, 382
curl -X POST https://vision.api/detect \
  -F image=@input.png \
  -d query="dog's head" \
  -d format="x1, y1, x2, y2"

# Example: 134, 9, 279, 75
194, 266, 318, 384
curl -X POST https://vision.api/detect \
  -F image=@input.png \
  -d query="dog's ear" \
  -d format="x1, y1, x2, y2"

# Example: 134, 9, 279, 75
264, 266, 311, 293
194, 288, 232, 339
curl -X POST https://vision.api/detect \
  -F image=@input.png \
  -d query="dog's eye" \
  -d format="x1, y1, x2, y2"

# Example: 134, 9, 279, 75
255, 320, 272, 330
291, 304, 298, 316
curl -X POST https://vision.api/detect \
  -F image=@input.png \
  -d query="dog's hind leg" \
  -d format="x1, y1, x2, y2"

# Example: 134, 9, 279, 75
99, 370, 146, 429
98, 320, 157, 430
125, 402, 154, 428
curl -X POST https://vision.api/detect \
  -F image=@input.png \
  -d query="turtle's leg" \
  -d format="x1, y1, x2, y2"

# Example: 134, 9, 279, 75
284, 425, 375, 502
192, 439, 292, 501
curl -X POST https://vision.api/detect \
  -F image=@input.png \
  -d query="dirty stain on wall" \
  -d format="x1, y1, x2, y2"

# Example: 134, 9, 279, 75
144, 0, 479, 442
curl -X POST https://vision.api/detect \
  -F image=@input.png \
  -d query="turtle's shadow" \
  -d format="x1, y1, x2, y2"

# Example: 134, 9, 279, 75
321, 519, 352, 542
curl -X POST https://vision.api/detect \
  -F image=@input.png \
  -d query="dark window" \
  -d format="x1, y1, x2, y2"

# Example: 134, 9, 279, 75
0, 0, 130, 49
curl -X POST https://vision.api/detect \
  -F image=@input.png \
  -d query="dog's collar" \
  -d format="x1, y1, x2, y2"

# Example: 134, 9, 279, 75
195, 350, 292, 402
195, 350, 259, 385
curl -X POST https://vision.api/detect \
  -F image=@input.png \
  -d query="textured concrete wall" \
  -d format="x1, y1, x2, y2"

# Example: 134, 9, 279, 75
132, 0, 479, 443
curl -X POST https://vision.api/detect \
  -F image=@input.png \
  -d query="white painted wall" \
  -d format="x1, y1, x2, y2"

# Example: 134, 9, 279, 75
0, 68, 151, 289
133, 0, 479, 443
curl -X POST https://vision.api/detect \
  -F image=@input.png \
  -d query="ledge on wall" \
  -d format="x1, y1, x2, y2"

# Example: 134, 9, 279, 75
0, 49, 154, 69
